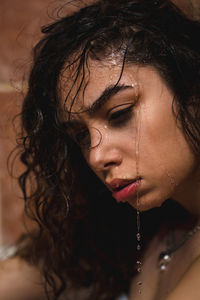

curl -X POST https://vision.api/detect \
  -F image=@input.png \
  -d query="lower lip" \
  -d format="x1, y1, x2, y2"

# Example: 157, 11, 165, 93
112, 179, 141, 203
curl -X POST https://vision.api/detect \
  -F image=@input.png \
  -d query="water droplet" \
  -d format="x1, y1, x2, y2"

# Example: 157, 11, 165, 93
131, 82, 137, 88
160, 264, 166, 271
137, 233, 141, 241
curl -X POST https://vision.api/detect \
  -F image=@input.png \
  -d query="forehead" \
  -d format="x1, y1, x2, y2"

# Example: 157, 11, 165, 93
60, 59, 140, 115
59, 59, 164, 119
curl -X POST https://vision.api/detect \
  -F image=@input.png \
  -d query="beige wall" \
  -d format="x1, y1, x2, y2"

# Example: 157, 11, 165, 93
173, 0, 200, 18
0, 0, 52, 245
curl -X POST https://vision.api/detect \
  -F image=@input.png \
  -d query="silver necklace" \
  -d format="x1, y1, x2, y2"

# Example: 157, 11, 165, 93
158, 224, 200, 271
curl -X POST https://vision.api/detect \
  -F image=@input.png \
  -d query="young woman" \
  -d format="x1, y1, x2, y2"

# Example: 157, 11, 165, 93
1, 0, 200, 299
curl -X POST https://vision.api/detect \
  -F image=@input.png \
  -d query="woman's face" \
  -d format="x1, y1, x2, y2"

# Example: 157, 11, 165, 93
64, 61, 198, 211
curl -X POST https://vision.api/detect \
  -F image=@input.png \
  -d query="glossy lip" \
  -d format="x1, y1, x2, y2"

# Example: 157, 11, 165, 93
107, 178, 141, 203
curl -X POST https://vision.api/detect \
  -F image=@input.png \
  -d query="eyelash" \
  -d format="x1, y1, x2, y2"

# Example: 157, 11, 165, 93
108, 104, 134, 127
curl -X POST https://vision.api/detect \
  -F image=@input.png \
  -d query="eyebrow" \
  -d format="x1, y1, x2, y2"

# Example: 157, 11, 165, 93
84, 84, 134, 115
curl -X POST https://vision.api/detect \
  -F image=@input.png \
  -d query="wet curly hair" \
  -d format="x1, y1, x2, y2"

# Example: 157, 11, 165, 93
15, 0, 200, 299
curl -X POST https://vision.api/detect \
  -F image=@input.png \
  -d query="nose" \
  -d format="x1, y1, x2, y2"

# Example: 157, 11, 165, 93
88, 128, 122, 172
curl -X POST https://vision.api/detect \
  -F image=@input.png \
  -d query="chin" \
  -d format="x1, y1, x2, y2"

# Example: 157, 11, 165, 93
128, 190, 169, 212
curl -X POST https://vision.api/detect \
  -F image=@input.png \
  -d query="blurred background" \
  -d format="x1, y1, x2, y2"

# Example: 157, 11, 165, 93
0, 0, 56, 248
0, 0, 199, 248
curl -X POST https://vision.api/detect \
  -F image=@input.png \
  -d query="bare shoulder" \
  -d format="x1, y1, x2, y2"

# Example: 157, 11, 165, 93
165, 256, 200, 300
0, 257, 46, 300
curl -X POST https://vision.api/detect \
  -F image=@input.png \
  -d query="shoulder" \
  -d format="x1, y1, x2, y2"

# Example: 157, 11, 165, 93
0, 256, 46, 300
165, 256, 200, 300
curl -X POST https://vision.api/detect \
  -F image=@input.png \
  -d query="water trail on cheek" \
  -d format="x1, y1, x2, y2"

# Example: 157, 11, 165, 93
135, 103, 143, 294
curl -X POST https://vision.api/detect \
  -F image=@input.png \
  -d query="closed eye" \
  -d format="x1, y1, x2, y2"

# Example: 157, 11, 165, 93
108, 103, 135, 127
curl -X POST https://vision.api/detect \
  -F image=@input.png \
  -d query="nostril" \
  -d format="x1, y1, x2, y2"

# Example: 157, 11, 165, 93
104, 161, 117, 168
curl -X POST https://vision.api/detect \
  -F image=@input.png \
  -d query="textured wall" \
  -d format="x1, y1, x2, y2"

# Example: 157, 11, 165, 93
173, 0, 200, 18
0, 0, 52, 246
0, 0, 79, 246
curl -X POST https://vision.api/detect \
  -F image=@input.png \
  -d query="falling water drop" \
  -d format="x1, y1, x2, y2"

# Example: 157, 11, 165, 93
135, 103, 143, 295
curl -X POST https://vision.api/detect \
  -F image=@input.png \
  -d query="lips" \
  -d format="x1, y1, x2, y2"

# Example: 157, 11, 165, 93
106, 178, 141, 203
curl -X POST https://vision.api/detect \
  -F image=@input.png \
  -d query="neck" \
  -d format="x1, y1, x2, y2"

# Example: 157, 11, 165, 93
172, 166, 200, 217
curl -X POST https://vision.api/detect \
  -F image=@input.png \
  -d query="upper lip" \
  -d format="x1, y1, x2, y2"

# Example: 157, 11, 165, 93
106, 178, 140, 192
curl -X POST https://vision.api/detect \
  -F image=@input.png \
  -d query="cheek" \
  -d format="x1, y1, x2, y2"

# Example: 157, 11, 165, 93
130, 123, 196, 210
139, 112, 196, 188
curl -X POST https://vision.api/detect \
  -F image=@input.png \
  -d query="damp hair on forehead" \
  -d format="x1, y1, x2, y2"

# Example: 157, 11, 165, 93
61, 47, 142, 128
61, 48, 128, 118
60, 50, 141, 152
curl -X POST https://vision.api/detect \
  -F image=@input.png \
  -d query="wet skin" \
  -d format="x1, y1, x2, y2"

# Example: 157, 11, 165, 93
63, 61, 200, 213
